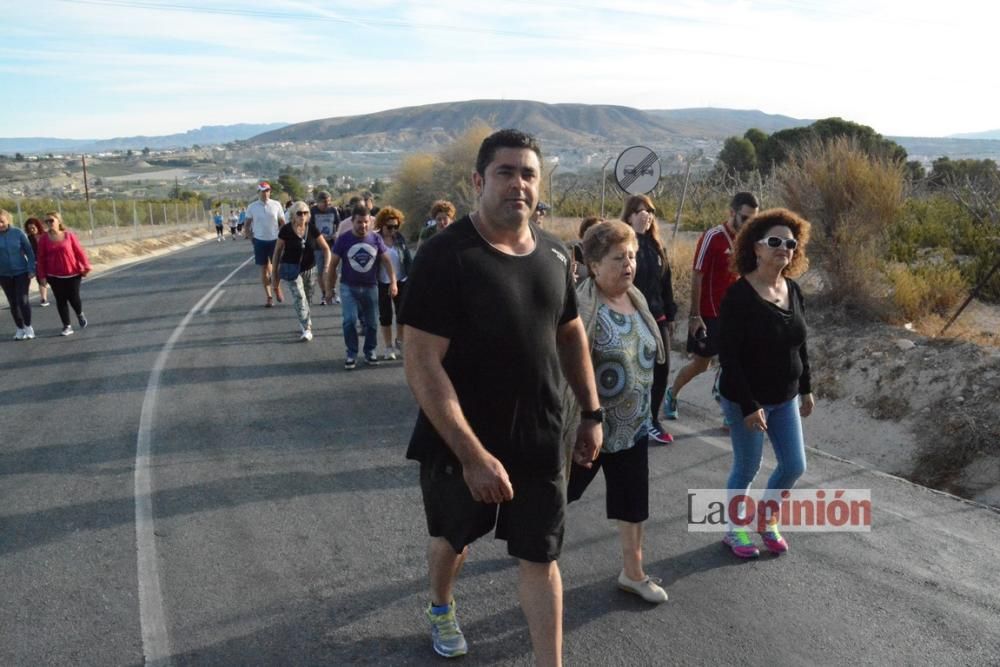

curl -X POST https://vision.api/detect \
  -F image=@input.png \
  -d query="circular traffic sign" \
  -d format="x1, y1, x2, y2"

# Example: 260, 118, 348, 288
614, 145, 660, 195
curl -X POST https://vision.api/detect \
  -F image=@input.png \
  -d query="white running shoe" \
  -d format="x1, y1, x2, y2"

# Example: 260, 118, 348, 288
23, 325, 35, 339
13, 327, 26, 340
382, 348, 397, 361
301, 330, 313, 342
61, 325, 74, 336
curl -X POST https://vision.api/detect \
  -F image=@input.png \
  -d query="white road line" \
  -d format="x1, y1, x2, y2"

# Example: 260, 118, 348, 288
134, 256, 251, 665
201, 289, 225, 315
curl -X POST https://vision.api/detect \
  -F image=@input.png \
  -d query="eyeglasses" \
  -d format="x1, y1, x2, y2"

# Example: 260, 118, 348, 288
758, 236, 798, 250
44, 219, 56, 224
385, 223, 399, 230
295, 211, 310, 217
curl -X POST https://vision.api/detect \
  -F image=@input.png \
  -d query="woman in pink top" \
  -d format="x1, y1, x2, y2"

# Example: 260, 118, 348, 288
36, 212, 92, 336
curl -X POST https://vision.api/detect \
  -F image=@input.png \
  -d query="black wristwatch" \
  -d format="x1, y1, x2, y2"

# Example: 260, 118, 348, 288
581, 407, 604, 424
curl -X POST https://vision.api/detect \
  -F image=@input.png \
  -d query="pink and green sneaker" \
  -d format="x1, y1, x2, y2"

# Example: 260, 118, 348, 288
760, 524, 789, 554
722, 528, 760, 558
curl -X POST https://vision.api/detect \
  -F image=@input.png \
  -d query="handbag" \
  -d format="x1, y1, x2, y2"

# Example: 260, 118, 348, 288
278, 262, 300, 282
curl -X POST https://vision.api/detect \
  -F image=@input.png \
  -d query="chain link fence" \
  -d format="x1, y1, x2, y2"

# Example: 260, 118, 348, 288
0, 196, 217, 246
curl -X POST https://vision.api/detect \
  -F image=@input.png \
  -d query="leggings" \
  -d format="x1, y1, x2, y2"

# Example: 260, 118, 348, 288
0, 272, 32, 328
650, 323, 671, 421
47, 275, 84, 327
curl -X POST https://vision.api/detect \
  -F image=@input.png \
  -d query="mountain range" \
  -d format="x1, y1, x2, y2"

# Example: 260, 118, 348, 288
3, 101, 999, 163
0, 123, 288, 155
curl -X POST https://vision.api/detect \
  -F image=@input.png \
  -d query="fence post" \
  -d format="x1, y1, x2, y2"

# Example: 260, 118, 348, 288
111, 197, 119, 228
174, 201, 179, 227
15, 198, 23, 225
162, 203, 167, 227
148, 202, 154, 226
132, 200, 139, 238
57, 199, 63, 220
87, 198, 96, 237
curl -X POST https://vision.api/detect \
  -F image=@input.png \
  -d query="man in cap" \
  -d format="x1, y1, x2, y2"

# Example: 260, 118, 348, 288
531, 201, 551, 227
244, 181, 286, 307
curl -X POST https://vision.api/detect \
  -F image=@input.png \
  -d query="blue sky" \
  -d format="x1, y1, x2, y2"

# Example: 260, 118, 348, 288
4, 0, 997, 139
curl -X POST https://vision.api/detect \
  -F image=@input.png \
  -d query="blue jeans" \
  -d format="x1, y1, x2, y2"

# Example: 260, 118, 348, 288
340, 283, 378, 358
720, 396, 807, 529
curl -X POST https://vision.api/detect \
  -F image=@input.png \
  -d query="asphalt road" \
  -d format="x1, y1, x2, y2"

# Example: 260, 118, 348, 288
2, 238, 999, 666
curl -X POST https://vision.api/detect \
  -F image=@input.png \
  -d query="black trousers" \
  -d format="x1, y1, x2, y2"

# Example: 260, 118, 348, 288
47, 275, 83, 327
651, 322, 671, 420
0, 272, 31, 328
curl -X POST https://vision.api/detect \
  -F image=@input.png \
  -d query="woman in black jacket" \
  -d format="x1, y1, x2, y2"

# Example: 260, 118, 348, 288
621, 194, 677, 444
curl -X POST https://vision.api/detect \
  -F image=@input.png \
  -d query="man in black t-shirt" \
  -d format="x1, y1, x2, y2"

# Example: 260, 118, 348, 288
400, 129, 601, 664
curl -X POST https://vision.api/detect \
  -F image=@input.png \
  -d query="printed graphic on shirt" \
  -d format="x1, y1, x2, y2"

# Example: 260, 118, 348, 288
347, 242, 378, 274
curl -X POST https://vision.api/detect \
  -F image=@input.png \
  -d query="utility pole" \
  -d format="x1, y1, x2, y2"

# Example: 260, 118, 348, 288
82, 155, 95, 235
600, 156, 614, 218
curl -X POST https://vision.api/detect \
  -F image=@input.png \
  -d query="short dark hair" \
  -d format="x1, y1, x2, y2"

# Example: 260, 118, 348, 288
475, 129, 542, 176
730, 191, 760, 211
351, 204, 370, 218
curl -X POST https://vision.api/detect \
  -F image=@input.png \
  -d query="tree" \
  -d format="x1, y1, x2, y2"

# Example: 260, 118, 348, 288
126, 149, 134, 158
14, 153, 24, 161
717, 136, 757, 176
277, 173, 306, 201
744, 128, 768, 155
142, 147, 151, 157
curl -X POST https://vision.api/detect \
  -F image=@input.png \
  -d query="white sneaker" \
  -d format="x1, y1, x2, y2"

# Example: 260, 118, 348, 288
617, 570, 668, 604
383, 348, 397, 361
301, 329, 313, 342
13, 327, 25, 340
61, 325, 74, 336
23, 325, 35, 339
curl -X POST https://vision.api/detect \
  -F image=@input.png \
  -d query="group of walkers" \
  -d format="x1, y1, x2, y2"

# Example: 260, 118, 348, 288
241, 180, 454, 367
386, 130, 815, 665
1, 209, 91, 339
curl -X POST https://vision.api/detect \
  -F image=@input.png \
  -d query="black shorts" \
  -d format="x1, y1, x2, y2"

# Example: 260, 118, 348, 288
377, 280, 406, 327
419, 459, 566, 563
686, 316, 721, 358
567, 436, 648, 523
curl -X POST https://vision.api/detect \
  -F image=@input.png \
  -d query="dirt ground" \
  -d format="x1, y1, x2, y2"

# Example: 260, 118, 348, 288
73, 225, 1000, 509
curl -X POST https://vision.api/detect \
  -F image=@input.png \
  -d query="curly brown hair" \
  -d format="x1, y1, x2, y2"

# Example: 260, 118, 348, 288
428, 200, 456, 220
374, 206, 404, 230
731, 207, 811, 277
24, 217, 44, 236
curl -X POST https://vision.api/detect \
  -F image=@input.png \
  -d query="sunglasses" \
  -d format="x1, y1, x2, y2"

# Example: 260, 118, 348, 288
44, 219, 57, 224
295, 211, 310, 216
758, 236, 798, 250
384, 223, 399, 230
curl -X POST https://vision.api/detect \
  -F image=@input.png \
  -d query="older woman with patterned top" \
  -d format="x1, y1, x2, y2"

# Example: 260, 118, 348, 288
271, 201, 331, 342
560, 220, 669, 604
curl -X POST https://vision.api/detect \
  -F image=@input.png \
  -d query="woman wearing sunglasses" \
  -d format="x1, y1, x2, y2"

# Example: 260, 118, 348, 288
717, 208, 815, 558
374, 207, 412, 360
272, 201, 331, 341
36, 212, 92, 336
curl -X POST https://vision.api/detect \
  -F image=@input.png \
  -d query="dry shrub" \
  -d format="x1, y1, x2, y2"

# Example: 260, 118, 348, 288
776, 137, 906, 312
667, 228, 697, 316
387, 121, 494, 240
886, 262, 967, 322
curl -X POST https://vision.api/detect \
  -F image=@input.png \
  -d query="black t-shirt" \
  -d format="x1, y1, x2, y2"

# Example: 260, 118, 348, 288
310, 205, 341, 240
277, 222, 321, 271
718, 277, 812, 416
399, 215, 578, 474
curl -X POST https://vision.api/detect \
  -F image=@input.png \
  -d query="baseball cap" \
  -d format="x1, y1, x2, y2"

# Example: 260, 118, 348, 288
257, 181, 271, 191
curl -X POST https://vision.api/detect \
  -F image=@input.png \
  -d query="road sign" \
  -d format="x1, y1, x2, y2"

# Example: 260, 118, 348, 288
614, 145, 660, 195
